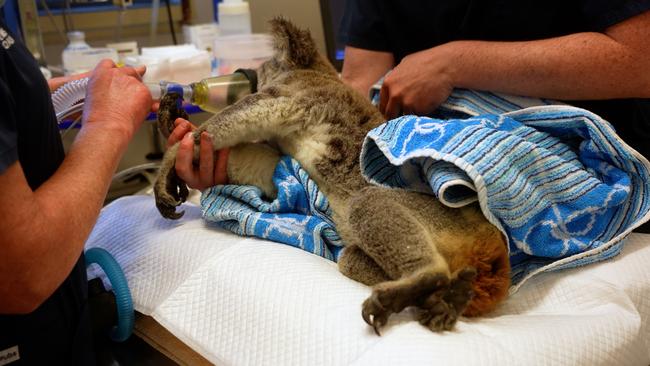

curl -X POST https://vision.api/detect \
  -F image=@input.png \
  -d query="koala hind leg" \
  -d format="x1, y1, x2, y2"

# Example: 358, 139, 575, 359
346, 187, 476, 334
338, 245, 390, 286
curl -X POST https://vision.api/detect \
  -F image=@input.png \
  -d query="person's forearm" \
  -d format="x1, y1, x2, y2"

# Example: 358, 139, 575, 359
378, 11, 650, 118
443, 31, 650, 100
37, 124, 131, 244
3, 125, 130, 313
341, 46, 394, 97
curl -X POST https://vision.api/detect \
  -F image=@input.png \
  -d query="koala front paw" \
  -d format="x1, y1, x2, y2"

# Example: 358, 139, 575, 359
154, 168, 189, 219
157, 92, 189, 138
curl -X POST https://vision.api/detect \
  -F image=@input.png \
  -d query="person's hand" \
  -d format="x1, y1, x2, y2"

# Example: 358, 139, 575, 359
81, 59, 152, 141
168, 118, 230, 190
379, 46, 455, 119
47, 71, 90, 93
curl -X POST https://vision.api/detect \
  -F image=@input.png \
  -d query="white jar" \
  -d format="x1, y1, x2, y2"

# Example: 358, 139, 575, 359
217, 0, 252, 36
62, 31, 91, 76
213, 33, 273, 75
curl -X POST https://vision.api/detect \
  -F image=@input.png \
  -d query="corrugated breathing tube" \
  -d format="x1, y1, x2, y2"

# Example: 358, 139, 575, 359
85, 247, 134, 342
52, 77, 89, 121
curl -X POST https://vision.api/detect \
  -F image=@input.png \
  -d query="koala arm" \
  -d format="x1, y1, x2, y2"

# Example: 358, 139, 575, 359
227, 143, 281, 199
196, 93, 306, 150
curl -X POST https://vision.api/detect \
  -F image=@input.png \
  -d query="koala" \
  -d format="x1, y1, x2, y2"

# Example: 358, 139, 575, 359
154, 18, 510, 334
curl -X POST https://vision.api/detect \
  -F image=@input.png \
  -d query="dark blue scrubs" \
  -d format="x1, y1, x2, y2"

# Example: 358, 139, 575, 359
0, 17, 94, 365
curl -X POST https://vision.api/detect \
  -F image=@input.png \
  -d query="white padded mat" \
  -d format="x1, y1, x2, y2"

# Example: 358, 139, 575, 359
86, 195, 650, 366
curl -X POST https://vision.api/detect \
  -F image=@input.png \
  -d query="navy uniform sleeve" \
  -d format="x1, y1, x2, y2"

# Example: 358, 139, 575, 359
338, 0, 391, 52
581, 0, 650, 30
0, 78, 18, 175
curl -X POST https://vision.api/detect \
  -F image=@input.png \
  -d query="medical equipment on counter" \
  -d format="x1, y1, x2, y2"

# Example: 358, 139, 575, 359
62, 31, 119, 76
183, 23, 220, 52
137, 44, 212, 84
213, 34, 274, 75
217, 0, 252, 36
106, 41, 139, 63
62, 31, 91, 75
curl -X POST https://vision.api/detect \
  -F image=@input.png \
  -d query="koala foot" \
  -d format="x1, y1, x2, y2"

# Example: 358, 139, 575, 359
361, 267, 476, 335
417, 267, 476, 332
157, 92, 189, 138
154, 168, 189, 219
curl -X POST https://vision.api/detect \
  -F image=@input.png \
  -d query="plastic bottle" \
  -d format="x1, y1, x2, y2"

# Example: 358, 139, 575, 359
62, 31, 91, 76
149, 69, 257, 113
217, 0, 252, 36
213, 33, 273, 75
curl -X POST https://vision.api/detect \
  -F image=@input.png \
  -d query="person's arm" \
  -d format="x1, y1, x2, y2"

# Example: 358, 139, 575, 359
0, 60, 152, 314
341, 46, 394, 98
380, 10, 650, 118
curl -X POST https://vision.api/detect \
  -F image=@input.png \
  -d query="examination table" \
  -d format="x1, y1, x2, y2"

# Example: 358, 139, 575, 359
86, 194, 650, 366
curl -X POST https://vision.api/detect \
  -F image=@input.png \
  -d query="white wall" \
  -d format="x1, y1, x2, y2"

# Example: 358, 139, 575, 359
248, 0, 326, 56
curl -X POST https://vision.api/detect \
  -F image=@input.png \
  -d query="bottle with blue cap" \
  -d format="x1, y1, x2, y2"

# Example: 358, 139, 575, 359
148, 68, 257, 113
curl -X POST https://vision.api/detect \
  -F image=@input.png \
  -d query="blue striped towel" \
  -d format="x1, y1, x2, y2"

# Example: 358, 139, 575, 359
201, 156, 344, 261
362, 89, 650, 289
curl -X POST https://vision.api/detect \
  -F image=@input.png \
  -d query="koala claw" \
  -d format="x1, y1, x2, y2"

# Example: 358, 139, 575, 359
156, 200, 185, 220
154, 191, 186, 220
361, 292, 390, 336
154, 170, 189, 220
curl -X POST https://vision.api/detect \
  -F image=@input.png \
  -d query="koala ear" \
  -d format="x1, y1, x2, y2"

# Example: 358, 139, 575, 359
269, 17, 318, 69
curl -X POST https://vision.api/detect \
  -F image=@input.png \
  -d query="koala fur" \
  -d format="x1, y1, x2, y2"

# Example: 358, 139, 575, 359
154, 18, 510, 333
